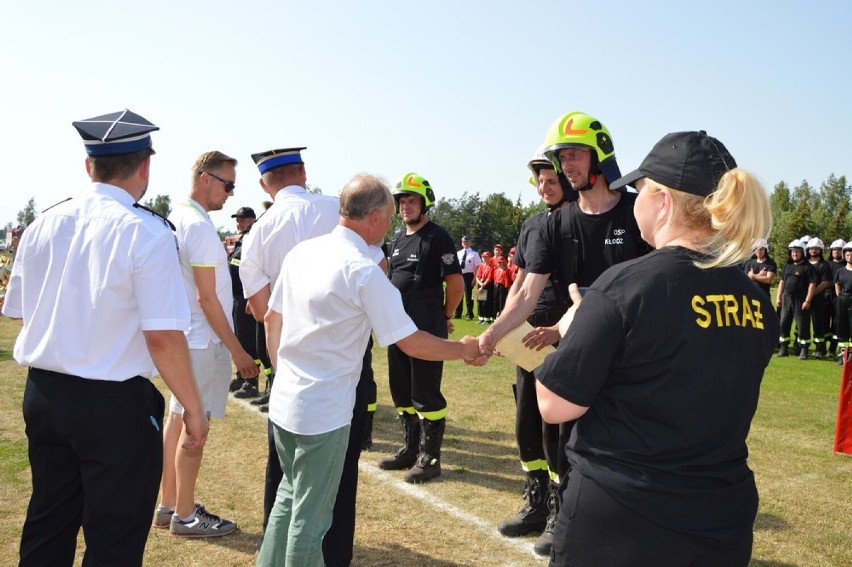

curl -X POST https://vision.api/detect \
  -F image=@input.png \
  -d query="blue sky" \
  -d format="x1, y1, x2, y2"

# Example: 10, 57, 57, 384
2, 0, 850, 230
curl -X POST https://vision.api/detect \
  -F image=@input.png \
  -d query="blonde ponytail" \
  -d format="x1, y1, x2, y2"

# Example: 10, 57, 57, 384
697, 168, 772, 269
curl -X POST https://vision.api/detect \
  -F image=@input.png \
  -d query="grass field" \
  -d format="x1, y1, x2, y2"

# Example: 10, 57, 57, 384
1, 315, 851, 566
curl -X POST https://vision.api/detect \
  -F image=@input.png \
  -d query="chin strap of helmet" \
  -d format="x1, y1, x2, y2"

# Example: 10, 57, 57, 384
575, 152, 600, 192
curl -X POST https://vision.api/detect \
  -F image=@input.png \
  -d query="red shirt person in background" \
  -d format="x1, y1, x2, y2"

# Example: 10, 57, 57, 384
494, 255, 510, 316
475, 251, 495, 324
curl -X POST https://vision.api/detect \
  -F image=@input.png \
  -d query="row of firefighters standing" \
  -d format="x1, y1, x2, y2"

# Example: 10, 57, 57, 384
775, 237, 852, 362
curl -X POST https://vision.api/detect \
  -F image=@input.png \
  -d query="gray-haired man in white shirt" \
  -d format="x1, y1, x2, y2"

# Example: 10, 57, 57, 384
258, 173, 482, 566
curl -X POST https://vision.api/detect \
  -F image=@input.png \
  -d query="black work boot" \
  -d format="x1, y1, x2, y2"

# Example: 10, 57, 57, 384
799, 344, 809, 360
829, 339, 838, 358
361, 411, 375, 451
405, 418, 446, 484
813, 342, 827, 359
229, 375, 246, 392
251, 393, 270, 406
792, 341, 802, 356
777, 342, 789, 357
533, 481, 560, 557
497, 473, 549, 537
233, 377, 260, 398
378, 413, 420, 470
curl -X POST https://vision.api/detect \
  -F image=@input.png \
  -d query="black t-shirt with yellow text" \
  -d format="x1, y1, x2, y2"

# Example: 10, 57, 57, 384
537, 246, 779, 543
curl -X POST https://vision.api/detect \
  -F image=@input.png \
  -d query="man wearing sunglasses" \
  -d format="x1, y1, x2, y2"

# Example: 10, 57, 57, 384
154, 151, 260, 537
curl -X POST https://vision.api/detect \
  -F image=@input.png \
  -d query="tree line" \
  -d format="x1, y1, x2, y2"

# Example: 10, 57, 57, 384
11, 174, 850, 262
391, 191, 546, 252
769, 174, 850, 261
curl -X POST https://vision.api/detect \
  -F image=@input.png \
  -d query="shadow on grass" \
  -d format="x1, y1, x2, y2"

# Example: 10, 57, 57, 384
354, 542, 466, 566
177, 528, 262, 557
754, 512, 790, 532
749, 560, 799, 567
184, 532, 469, 566
0, 349, 14, 362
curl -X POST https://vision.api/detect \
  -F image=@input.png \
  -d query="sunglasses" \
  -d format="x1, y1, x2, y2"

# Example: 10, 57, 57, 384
203, 171, 235, 193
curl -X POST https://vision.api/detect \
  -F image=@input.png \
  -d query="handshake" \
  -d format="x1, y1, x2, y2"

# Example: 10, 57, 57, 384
457, 303, 579, 368
459, 335, 491, 366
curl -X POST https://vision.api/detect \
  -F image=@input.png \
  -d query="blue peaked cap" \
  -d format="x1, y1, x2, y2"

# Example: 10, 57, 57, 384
72, 109, 158, 156
251, 147, 306, 174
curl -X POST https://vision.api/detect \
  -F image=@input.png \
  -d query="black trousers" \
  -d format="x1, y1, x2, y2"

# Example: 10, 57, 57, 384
477, 282, 494, 319
836, 295, 852, 341
262, 344, 372, 566
387, 343, 446, 413
515, 365, 560, 475
808, 295, 829, 344
455, 272, 475, 318
233, 297, 259, 359
255, 320, 272, 372
779, 294, 810, 342
550, 473, 753, 567
826, 294, 838, 339
20, 369, 164, 567
322, 340, 372, 566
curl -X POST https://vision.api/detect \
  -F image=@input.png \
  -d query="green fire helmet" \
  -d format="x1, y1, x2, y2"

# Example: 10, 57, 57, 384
393, 172, 436, 211
542, 111, 621, 186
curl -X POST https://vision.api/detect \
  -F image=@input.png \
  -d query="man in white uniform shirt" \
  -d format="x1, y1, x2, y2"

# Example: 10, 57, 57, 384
257, 173, 481, 565
4, 109, 209, 566
238, 147, 349, 558
455, 235, 482, 320
156, 151, 259, 538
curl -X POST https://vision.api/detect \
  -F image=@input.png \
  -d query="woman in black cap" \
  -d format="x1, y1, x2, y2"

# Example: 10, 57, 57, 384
535, 131, 779, 566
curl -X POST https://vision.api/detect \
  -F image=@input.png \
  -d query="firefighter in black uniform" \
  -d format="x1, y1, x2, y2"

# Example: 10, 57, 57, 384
379, 172, 463, 484
498, 147, 573, 539
482, 111, 649, 556
805, 237, 833, 358
227, 207, 273, 397
826, 239, 846, 357
776, 239, 817, 358
835, 242, 852, 363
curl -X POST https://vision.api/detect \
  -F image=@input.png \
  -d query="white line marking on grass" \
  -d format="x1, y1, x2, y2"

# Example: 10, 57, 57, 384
358, 461, 543, 564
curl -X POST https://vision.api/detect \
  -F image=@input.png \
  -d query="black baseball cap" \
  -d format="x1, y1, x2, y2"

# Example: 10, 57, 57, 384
610, 131, 737, 197
231, 207, 256, 218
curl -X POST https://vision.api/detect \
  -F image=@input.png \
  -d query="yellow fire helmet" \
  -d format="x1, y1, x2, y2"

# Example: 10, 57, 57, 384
542, 111, 622, 188
393, 172, 436, 211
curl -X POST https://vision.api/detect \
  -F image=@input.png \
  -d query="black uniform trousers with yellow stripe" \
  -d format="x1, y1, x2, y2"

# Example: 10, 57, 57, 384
514, 310, 569, 480
388, 287, 448, 416
779, 293, 811, 345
